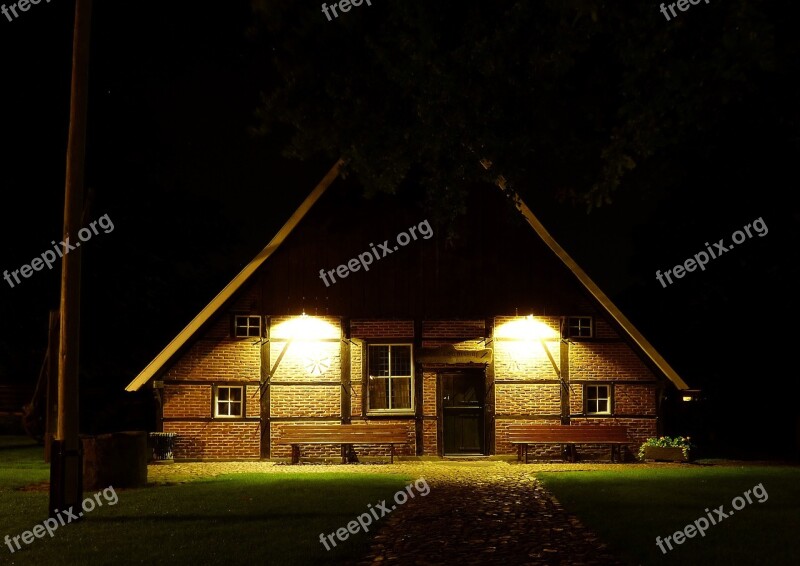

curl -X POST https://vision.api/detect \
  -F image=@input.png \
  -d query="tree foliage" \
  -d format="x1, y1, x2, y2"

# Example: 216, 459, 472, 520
248, 0, 792, 221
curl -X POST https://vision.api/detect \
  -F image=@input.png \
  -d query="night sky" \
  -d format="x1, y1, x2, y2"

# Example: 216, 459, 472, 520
0, 1, 798, 455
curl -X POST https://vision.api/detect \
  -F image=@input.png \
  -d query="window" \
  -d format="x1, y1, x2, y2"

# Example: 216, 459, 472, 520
567, 316, 593, 338
215, 386, 243, 417
585, 384, 611, 415
368, 344, 413, 413
234, 315, 261, 338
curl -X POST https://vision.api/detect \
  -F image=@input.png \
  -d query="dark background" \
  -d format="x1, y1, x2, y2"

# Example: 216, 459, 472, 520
0, 1, 797, 458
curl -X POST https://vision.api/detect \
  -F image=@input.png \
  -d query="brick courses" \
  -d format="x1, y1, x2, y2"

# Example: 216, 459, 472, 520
159, 311, 666, 461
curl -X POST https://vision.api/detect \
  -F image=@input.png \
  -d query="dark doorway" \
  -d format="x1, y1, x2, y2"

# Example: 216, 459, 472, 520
441, 371, 485, 455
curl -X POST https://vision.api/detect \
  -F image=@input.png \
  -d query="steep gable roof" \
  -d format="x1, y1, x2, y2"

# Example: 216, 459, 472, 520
493, 176, 689, 390
124, 160, 344, 392
126, 160, 689, 391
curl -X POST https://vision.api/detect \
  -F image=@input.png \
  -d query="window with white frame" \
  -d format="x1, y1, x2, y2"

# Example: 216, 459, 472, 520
234, 315, 261, 338
368, 344, 413, 412
215, 386, 243, 417
567, 316, 593, 338
585, 384, 611, 415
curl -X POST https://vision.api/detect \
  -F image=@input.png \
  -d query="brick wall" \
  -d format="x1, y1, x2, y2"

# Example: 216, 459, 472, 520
422, 320, 484, 340
350, 338, 364, 418
267, 315, 343, 456
163, 421, 260, 459
351, 320, 414, 339
163, 384, 211, 419
493, 315, 561, 379
490, 314, 662, 457
593, 318, 620, 339
495, 383, 561, 416
163, 339, 260, 382
160, 307, 665, 460
570, 342, 653, 381
161, 286, 264, 459
615, 384, 657, 415
422, 370, 437, 455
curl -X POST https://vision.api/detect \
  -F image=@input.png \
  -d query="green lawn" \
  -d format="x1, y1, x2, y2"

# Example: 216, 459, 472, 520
537, 465, 800, 566
0, 437, 411, 565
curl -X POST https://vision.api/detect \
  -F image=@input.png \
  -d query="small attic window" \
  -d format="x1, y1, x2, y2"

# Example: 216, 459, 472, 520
234, 315, 261, 338
567, 316, 593, 338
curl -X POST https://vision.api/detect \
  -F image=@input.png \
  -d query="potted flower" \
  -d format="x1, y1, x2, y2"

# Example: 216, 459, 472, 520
638, 436, 692, 462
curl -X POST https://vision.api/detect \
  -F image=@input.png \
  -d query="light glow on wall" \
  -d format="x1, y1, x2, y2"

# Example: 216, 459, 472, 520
270, 315, 340, 376
494, 315, 559, 365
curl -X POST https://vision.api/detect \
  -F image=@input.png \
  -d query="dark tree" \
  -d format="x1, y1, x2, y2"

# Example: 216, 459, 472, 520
248, 0, 793, 222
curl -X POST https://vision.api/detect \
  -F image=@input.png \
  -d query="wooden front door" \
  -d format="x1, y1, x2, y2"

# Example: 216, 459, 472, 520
441, 371, 485, 455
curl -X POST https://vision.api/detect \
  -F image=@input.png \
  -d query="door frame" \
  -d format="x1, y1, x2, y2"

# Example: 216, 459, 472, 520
437, 368, 487, 456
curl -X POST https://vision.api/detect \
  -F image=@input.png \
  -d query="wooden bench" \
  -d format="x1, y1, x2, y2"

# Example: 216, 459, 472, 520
276, 424, 409, 464
509, 425, 630, 463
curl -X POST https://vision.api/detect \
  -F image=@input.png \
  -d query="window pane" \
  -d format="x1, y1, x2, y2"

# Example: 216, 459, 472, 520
390, 378, 412, 409
231, 401, 242, 416
217, 402, 228, 416
369, 346, 390, 377
218, 388, 229, 401
587, 387, 597, 401
598, 400, 608, 413
369, 378, 389, 409
230, 388, 242, 402
391, 346, 411, 376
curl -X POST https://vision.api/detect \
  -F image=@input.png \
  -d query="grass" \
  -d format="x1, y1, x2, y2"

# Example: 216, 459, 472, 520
0, 437, 411, 565
537, 465, 800, 565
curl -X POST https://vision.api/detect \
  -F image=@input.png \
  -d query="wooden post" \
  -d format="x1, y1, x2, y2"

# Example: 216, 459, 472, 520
44, 311, 59, 463
50, 0, 92, 518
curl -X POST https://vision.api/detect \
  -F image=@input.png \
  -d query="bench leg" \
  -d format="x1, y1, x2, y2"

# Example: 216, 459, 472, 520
390, 444, 395, 464
341, 444, 347, 465
524, 444, 529, 464
291, 444, 299, 465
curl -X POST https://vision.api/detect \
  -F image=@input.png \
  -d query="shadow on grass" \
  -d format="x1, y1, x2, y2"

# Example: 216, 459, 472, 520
1, 471, 412, 565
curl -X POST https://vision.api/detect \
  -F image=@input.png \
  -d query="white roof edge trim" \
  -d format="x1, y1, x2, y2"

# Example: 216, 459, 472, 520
500, 186, 690, 391
125, 159, 345, 392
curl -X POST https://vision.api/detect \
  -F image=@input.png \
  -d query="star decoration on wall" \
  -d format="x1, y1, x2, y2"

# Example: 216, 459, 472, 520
304, 354, 331, 376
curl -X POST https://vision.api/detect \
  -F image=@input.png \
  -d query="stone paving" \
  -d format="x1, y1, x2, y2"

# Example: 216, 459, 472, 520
147, 459, 679, 565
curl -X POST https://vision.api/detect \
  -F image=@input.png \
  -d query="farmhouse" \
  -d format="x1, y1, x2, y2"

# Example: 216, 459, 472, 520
125, 161, 690, 461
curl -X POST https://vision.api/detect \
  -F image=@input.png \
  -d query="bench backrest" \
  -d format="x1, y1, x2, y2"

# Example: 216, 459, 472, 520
278, 425, 409, 444
508, 425, 629, 443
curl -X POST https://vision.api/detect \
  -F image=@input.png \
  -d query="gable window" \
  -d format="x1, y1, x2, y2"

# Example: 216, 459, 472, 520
567, 316, 593, 338
215, 386, 243, 417
585, 384, 611, 415
368, 344, 413, 413
234, 315, 261, 338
